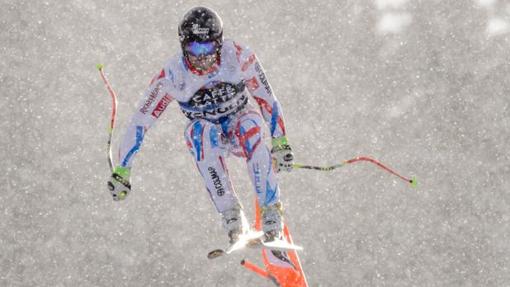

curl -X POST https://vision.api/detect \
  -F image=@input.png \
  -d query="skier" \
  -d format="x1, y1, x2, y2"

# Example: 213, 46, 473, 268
107, 6, 294, 244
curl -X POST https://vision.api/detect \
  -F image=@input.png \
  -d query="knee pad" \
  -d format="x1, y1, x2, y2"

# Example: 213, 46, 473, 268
235, 113, 265, 160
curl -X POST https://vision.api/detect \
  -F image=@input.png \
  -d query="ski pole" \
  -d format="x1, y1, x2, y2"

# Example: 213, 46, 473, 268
292, 156, 417, 187
96, 63, 118, 173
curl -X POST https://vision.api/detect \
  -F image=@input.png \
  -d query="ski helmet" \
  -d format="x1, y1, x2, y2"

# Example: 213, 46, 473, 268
178, 7, 223, 54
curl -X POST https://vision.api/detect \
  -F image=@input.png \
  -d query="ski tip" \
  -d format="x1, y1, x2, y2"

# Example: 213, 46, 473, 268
409, 177, 418, 188
96, 63, 104, 70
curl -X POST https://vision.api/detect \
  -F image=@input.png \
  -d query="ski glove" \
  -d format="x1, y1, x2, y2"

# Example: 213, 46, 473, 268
107, 166, 131, 201
271, 136, 294, 172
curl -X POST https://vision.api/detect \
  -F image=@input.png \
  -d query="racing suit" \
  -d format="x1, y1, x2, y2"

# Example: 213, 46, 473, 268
117, 39, 287, 214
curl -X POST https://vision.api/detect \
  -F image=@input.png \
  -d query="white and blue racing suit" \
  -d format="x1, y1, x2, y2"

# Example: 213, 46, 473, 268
117, 39, 288, 214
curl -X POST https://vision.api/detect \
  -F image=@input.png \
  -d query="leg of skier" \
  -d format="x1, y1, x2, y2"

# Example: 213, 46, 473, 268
233, 111, 297, 271
234, 111, 284, 242
184, 119, 248, 243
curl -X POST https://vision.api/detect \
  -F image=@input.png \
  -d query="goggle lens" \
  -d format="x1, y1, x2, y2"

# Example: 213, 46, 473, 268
185, 41, 218, 57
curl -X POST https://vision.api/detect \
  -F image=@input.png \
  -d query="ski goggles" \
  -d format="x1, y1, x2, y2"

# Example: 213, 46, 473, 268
184, 41, 219, 57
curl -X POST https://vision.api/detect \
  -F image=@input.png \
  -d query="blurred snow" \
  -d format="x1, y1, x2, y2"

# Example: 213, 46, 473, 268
1, 0, 510, 286
487, 17, 510, 36
476, 0, 497, 8
377, 12, 412, 34
375, 0, 409, 10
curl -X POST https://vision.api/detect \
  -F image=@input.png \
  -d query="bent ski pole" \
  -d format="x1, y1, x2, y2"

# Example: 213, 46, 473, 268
293, 156, 417, 187
97, 64, 118, 173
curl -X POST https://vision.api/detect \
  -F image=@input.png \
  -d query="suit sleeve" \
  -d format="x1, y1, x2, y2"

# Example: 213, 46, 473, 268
118, 69, 174, 168
236, 42, 287, 139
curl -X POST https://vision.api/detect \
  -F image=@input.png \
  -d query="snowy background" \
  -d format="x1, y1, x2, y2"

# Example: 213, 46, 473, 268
2, 0, 509, 286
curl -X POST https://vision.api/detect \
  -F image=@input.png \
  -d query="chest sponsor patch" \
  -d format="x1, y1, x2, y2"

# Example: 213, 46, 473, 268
190, 81, 242, 108
180, 81, 247, 122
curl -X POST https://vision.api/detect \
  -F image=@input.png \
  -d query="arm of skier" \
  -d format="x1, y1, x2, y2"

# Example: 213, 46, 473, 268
237, 43, 294, 172
107, 70, 174, 200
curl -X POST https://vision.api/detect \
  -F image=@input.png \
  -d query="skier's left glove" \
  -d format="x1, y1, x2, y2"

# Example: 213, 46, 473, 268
107, 166, 131, 201
271, 136, 294, 172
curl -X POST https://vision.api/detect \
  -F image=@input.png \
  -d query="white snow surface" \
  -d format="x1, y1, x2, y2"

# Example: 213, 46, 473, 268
1, 0, 509, 286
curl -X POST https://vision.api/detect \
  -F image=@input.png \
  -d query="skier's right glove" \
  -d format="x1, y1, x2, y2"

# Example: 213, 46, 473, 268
107, 166, 131, 201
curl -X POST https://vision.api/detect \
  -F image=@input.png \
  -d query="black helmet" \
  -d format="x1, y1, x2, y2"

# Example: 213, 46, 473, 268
178, 7, 223, 51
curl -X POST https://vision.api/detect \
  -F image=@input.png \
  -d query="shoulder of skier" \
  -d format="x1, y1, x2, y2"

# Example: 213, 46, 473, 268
132, 56, 185, 124
147, 55, 185, 93
223, 39, 257, 71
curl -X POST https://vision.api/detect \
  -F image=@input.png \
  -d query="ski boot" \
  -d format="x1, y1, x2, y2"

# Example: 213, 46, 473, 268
261, 202, 284, 242
221, 206, 248, 244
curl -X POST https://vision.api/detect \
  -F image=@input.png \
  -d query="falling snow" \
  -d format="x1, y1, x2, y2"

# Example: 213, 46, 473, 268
1, 0, 509, 286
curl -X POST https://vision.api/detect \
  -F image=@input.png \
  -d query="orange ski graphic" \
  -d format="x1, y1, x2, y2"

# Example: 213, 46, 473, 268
240, 199, 309, 287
